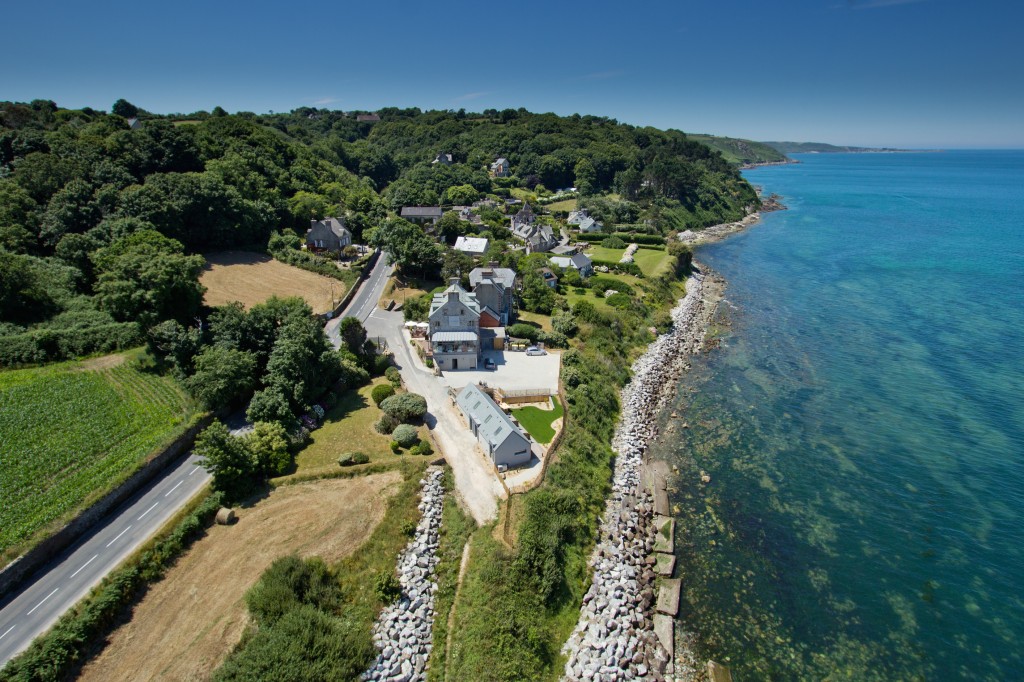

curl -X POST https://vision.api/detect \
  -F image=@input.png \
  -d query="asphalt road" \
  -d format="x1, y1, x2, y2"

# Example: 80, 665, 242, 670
326, 252, 395, 348
0, 251, 395, 668
0, 452, 211, 666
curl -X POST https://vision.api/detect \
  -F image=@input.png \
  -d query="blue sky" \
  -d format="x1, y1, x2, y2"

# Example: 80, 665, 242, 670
4, 0, 1021, 147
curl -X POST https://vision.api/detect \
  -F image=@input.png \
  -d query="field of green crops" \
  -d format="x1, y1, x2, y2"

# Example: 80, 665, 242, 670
0, 352, 196, 562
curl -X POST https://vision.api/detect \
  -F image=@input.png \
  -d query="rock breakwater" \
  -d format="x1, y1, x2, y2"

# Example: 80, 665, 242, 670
561, 267, 719, 681
363, 467, 445, 682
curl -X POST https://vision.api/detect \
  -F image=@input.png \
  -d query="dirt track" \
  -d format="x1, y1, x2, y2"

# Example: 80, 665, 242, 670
78, 472, 401, 682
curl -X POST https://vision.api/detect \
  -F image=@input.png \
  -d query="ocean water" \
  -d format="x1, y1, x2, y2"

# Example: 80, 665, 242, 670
653, 151, 1024, 680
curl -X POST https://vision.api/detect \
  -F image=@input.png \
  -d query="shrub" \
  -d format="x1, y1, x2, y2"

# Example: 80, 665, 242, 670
373, 353, 393, 376
425, 357, 434, 368
401, 520, 417, 537
380, 393, 428, 423
507, 323, 540, 343
551, 312, 577, 337
374, 414, 399, 435
601, 235, 626, 249
374, 571, 402, 604
538, 330, 568, 348
589, 276, 633, 295
390, 441, 401, 454
245, 556, 341, 628
415, 439, 434, 456
385, 366, 402, 387
606, 292, 632, 309
371, 383, 395, 406
392, 424, 419, 448
338, 452, 370, 466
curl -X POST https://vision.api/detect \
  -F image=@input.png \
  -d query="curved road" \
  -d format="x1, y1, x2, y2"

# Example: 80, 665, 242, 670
0, 253, 396, 668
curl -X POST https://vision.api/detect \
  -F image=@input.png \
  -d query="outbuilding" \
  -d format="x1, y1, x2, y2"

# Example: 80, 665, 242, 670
456, 383, 532, 469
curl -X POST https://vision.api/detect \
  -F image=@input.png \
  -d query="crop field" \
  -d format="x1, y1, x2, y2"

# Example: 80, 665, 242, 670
200, 251, 345, 314
0, 353, 196, 563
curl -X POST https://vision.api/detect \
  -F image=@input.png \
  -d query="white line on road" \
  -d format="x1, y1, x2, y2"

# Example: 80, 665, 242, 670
69, 554, 98, 579
0, 624, 15, 641
189, 466, 199, 476
106, 526, 131, 548
137, 502, 159, 520
26, 588, 59, 615
165, 480, 184, 497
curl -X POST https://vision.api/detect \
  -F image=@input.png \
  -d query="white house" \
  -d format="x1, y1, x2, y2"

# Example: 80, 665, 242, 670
454, 236, 489, 257
550, 252, 594, 277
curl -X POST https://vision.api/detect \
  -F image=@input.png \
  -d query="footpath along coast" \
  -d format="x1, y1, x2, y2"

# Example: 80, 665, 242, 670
561, 263, 726, 682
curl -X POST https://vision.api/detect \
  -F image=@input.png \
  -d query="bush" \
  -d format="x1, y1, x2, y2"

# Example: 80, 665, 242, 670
374, 414, 399, 435
506, 323, 540, 343
413, 439, 434, 457
385, 366, 402, 387
538, 330, 568, 348
375, 571, 402, 604
606, 292, 632, 309
338, 451, 370, 466
392, 424, 419, 448
371, 383, 395, 406
373, 353, 393, 376
601, 235, 626, 249
589, 276, 633, 295
245, 556, 341, 628
425, 357, 434, 368
380, 393, 428, 423
390, 441, 401, 453
551, 312, 577, 337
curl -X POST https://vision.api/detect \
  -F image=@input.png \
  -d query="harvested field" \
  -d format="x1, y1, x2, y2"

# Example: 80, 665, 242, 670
78, 472, 402, 682
200, 251, 344, 314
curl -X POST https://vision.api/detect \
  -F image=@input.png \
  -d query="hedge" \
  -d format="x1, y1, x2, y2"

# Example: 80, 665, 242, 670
575, 232, 666, 246
0, 322, 142, 367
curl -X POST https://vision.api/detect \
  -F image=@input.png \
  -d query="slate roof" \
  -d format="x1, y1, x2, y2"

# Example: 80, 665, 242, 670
309, 217, 350, 239
429, 282, 481, 316
469, 267, 517, 289
456, 384, 530, 453
401, 206, 444, 218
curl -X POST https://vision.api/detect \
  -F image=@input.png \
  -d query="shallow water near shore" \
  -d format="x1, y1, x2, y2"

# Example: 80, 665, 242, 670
652, 151, 1024, 680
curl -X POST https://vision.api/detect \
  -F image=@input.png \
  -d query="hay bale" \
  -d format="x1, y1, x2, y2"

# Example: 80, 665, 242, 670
215, 508, 236, 525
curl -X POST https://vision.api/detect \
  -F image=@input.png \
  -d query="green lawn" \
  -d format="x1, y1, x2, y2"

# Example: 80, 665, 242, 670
515, 310, 552, 332
585, 246, 671, 277
0, 350, 196, 563
545, 198, 577, 212
512, 398, 563, 444
288, 378, 426, 477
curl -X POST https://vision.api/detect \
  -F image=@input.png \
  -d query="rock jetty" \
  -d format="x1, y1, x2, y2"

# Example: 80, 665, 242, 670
561, 268, 716, 681
363, 467, 445, 682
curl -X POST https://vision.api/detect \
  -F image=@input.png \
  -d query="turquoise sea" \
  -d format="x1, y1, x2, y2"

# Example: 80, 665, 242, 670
654, 151, 1024, 680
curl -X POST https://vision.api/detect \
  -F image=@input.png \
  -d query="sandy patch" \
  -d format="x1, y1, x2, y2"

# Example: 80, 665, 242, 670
79, 472, 402, 682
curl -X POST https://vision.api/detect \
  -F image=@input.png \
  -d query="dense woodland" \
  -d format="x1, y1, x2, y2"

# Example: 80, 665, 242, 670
0, 99, 756, 363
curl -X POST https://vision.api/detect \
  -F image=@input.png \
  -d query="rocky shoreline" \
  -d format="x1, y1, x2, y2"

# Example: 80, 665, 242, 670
363, 467, 445, 682
561, 265, 725, 681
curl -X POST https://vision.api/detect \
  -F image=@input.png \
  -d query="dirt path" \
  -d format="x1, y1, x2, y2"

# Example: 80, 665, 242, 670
78, 472, 402, 682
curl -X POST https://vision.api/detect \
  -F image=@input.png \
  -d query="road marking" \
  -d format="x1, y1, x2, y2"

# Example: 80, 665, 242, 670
26, 588, 59, 615
0, 624, 15, 641
137, 502, 159, 520
106, 526, 131, 548
69, 554, 98, 578
165, 480, 183, 497
189, 466, 199, 476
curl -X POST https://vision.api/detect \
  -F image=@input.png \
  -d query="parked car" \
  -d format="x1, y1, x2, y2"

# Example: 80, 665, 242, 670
484, 358, 496, 370
525, 346, 546, 356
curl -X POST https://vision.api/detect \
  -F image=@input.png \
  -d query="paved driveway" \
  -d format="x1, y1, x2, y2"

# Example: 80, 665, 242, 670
442, 348, 561, 393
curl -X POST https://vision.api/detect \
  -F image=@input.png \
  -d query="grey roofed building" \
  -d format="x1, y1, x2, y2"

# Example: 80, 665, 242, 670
567, 208, 589, 225
577, 216, 604, 233
126, 117, 142, 130
306, 217, 352, 252
551, 252, 594, 277
428, 280, 481, 370
356, 113, 380, 122
490, 157, 511, 177
433, 152, 454, 165
469, 266, 516, 289
469, 265, 517, 325
456, 383, 532, 469
401, 206, 444, 224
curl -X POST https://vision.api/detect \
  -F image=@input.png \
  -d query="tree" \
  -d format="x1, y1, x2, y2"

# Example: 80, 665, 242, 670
338, 317, 367, 356
247, 387, 296, 428
443, 184, 479, 205
147, 319, 203, 376
195, 420, 255, 501
112, 99, 139, 119
392, 424, 419, 448
186, 346, 258, 409
519, 269, 557, 314
574, 158, 597, 196
379, 392, 428, 423
92, 229, 205, 328
369, 218, 442, 276
435, 211, 465, 242
246, 421, 292, 477
441, 248, 473, 286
